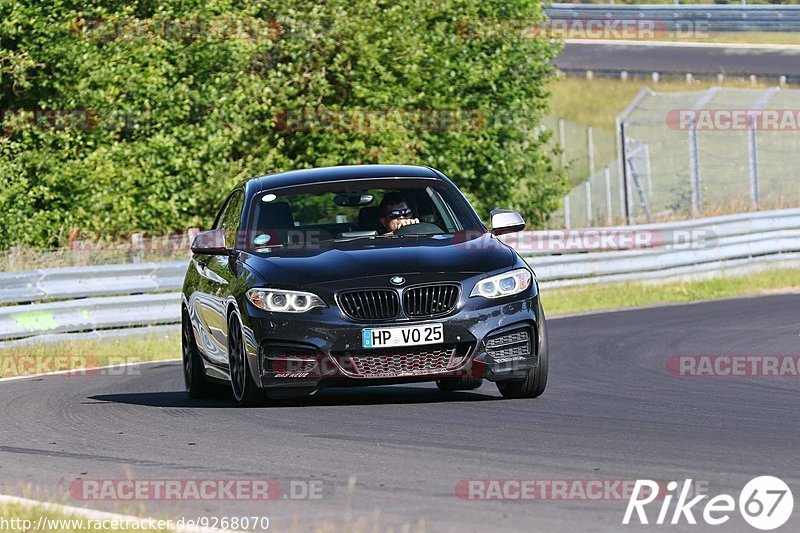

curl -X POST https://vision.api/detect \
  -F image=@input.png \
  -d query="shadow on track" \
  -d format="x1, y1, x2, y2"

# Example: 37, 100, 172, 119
88, 385, 500, 408
85, 391, 233, 408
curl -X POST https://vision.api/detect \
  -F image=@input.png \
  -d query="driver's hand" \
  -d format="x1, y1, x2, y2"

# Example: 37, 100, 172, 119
396, 217, 420, 228
386, 217, 420, 235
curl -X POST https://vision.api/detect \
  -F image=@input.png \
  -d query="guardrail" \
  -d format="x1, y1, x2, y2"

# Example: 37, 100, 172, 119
0, 293, 181, 341
529, 230, 800, 287
1, 209, 799, 344
546, 4, 800, 33
521, 209, 800, 286
511, 208, 800, 254
0, 261, 187, 304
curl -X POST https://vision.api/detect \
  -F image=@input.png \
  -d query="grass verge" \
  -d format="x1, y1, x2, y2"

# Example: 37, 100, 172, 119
548, 76, 797, 132
542, 268, 800, 317
0, 330, 180, 378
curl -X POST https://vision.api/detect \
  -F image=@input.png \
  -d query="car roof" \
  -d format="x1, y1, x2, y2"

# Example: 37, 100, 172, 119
248, 165, 442, 193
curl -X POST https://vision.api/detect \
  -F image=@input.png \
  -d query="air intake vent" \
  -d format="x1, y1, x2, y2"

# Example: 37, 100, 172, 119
486, 327, 532, 359
403, 284, 459, 318
330, 343, 473, 378
338, 290, 400, 320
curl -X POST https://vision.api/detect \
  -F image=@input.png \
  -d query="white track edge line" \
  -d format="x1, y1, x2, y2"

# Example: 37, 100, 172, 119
0, 359, 181, 383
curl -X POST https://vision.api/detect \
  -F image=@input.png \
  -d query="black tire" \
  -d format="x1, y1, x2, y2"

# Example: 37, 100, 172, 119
182, 308, 218, 399
436, 376, 483, 391
497, 321, 548, 399
227, 310, 267, 407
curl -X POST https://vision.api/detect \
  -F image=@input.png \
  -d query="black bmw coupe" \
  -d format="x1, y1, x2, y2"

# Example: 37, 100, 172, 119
182, 165, 548, 405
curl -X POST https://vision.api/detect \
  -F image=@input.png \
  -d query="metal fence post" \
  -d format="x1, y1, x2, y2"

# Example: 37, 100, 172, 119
588, 126, 595, 176
624, 134, 634, 223
585, 179, 592, 225
686, 87, 721, 218
748, 123, 760, 210
563, 195, 571, 229
604, 166, 613, 225
688, 124, 701, 217
627, 146, 653, 223
643, 143, 653, 197
747, 87, 779, 210
616, 87, 654, 225
616, 117, 629, 222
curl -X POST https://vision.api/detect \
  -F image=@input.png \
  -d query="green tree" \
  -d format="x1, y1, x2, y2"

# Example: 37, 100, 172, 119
0, 0, 563, 249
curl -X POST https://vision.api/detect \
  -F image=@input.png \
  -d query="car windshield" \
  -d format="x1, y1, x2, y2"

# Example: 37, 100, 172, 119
245, 178, 482, 249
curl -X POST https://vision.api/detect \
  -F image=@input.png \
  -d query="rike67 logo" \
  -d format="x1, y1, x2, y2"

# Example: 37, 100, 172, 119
624, 477, 794, 530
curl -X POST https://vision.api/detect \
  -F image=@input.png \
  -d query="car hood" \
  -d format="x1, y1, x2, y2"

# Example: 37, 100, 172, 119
241, 235, 515, 288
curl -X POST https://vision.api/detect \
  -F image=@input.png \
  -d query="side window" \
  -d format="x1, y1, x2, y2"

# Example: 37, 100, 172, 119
212, 198, 230, 230
215, 190, 245, 249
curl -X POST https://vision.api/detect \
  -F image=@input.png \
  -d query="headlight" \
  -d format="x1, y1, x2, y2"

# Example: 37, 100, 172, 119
247, 288, 326, 313
470, 268, 532, 299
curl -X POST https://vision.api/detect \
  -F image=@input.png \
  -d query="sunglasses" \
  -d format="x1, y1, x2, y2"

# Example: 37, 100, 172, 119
384, 208, 413, 219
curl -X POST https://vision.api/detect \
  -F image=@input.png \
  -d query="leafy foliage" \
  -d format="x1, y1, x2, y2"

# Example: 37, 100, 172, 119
0, 0, 564, 248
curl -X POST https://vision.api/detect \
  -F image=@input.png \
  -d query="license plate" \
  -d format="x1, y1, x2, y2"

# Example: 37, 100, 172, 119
362, 323, 444, 349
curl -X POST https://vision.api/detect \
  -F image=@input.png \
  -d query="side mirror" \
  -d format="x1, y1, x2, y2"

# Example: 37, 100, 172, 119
490, 209, 526, 235
191, 229, 232, 255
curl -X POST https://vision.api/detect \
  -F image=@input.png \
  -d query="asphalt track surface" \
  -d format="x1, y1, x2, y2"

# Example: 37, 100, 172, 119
557, 42, 800, 78
0, 294, 798, 532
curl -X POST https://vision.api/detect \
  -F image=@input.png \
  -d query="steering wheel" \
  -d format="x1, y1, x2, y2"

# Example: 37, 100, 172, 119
394, 222, 443, 236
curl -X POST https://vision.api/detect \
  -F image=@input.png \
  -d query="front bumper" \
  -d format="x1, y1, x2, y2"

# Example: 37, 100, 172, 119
238, 291, 544, 396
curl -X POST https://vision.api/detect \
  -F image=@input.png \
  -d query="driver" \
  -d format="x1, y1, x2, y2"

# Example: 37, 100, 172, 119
378, 192, 420, 235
